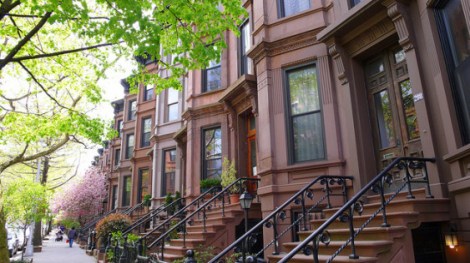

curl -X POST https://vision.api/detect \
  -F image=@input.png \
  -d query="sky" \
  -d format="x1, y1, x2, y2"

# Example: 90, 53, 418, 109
80, 57, 134, 174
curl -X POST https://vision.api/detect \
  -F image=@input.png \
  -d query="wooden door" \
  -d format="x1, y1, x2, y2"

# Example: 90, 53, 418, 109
366, 47, 422, 171
246, 114, 257, 193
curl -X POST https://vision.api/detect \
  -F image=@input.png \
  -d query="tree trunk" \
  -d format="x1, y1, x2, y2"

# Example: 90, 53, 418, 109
0, 210, 11, 261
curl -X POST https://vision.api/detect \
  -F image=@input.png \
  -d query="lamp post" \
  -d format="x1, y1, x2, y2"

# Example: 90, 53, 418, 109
239, 191, 253, 263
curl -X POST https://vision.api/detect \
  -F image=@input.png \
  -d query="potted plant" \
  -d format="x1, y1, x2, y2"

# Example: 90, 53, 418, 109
200, 177, 222, 193
220, 157, 240, 203
143, 194, 152, 207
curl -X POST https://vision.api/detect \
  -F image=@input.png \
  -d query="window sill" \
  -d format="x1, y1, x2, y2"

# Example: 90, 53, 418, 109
443, 144, 470, 163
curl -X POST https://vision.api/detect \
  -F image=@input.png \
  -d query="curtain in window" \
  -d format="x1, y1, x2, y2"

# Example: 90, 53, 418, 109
282, 0, 310, 17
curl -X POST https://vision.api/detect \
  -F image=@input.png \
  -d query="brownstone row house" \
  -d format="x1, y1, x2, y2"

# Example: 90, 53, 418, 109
94, 0, 470, 262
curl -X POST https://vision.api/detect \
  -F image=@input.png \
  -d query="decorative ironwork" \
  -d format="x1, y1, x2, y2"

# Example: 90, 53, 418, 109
276, 157, 435, 263
208, 175, 353, 263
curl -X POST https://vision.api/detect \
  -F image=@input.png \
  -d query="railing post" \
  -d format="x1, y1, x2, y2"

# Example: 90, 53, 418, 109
203, 206, 207, 233
423, 161, 434, 198
325, 180, 332, 209
380, 178, 391, 228
301, 193, 308, 231
272, 216, 279, 255
348, 205, 358, 260
404, 160, 416, 199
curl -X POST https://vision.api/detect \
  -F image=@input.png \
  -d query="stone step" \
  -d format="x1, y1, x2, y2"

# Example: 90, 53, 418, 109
283, 240, 393, 258
298, 226, 407, 242
269, 254, 377, 263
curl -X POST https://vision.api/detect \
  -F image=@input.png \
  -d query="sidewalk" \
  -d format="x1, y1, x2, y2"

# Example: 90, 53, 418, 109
12, 230, 95, 263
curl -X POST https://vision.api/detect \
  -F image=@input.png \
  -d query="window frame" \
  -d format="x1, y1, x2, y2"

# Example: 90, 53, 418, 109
111, 185, 118, 210
278, 0, 312, 18
140, 117, 152, 147
202, 60, 222, 92
137, 168, 149, 203
284, 63, 326, 164
125, 133, 134, 159
143, 85, 154, 101
434, 0, 470, 145
349, 0, 362, 9
128, 100, 137, 121
161, 148, 177, 197
122, 176, 131, 207
239, 19, 253, 76
165, 88, 180, 122
114, 148, 121, 167
116, 120, 123, 138
201, 126, 223, 180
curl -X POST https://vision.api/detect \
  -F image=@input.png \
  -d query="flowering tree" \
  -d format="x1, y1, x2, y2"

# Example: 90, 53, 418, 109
52, 166, 107, 225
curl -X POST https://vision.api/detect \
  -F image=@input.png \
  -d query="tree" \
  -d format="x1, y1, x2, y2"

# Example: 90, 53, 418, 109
51, 166, 108, 225
0, 0, 247, 260
3, 178, 50, 259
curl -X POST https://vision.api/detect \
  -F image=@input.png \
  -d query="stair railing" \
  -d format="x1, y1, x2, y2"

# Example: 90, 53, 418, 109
123, 198, 183, 236
145, 177, 260, 262
134, 185, 228, 260
277, 157, 435, 263
123, 201, 145, 216
79, 208, 118, 247
209, 175, 353, 263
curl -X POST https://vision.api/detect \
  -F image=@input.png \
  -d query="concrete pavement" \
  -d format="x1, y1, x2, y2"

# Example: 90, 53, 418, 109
11, 230, 95, 263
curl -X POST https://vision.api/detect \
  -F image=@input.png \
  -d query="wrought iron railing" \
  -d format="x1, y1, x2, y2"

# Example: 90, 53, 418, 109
123, 201, 145, 216
123, 198, 183, 236
79, 208, 118, 246
209, 175, 353, 263
277, 157, 435, 263
143, 177, 260, 262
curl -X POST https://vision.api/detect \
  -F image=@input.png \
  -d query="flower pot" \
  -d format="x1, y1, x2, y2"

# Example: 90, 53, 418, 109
229, 194, 240, 204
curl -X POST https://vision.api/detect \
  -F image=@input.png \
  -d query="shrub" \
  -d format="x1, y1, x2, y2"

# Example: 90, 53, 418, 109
200, 178, 222, 189
220, 158, 239, 194
95, 213, 132, 238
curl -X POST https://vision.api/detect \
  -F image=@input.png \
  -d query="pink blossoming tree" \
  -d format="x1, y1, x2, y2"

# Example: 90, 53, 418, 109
52, 166, 107, 225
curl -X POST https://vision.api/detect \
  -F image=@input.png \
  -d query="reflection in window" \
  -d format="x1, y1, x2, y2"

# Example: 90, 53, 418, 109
141, 118, 152, 147
240, 20, 253, 75
162, 149, 176, 196
204, 60, 222, 92
128, 100, 137, 120
280, 0, 311, 17
374, 90, 395, 148
400, 80, 419, 140
166, 88, 179, 122
350, 0, 362, 8
138, 169, 149, 203
122, 176, 131, 207
112, 185, 118, 210
125, 134, 134, 159
144, 85, 154, 101
203, 127, 222, 179
286, 65, 325, 162
438, 0, 470, 144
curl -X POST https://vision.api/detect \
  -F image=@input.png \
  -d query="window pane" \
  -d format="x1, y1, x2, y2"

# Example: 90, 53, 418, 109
400, 80, 420, 140
205, 66, 222, 91
168, 104, 179, 122
441, 0, 470, 143
168, 88, 179, 104
144, 85, 154, 101
203, 128, 222, 179
292, 113, 324, 162
162, 149, 176, 196
123, 176, 131, 207
114, 149, 120, 166
374, 90, 395, 148
394, 49, 406, 63
139, 169, 149, 202
288, 66, 320, 115
143, 118, 151, 133
112, 185, 118, 209
366, 58, 385, 77
350, 0, 362, 8
282, 0, 311, 17
129, 100, 137, 120
126, 134, 134, 158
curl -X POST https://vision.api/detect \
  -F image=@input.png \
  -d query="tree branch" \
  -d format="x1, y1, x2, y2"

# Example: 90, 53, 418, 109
5, 13, 110, 20
0, 0, 21, 20
7, 42, 120, 63
0, 11, 52, 70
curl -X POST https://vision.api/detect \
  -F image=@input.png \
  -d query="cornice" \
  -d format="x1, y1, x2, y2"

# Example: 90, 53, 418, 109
248, 29, 322, 64
181, 102, 225, 121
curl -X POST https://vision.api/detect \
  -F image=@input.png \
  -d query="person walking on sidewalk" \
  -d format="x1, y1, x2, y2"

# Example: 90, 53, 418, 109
67, 227, 77, 248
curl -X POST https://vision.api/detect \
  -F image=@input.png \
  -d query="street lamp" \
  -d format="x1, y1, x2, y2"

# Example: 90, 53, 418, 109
239, 191, 253, 263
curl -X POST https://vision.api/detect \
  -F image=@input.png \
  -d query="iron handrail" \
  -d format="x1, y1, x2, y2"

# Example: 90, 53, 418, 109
136, 185, 221, 245
277, 157, 435, 263
209, 175, 353, 263
147, 177, 260, 261
123, 201, 145, 216
123, 198, 183, 236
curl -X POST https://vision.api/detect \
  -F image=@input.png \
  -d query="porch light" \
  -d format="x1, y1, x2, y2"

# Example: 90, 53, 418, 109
445, 231, 458, 249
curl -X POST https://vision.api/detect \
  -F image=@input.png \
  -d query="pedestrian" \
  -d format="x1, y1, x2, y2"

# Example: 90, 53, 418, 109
67, 227, 77, 248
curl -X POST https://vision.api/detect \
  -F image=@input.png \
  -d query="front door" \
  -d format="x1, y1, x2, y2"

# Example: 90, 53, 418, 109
246, 113, 257, 193
366, 47, 422, 171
